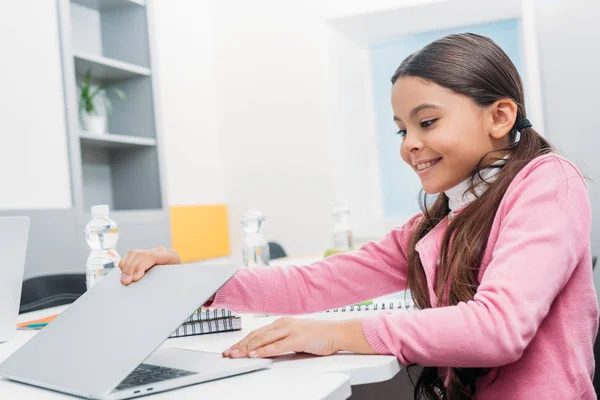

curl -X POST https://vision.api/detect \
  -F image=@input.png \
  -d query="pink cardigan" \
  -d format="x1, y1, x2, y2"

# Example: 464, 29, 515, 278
212, 154, 598, 399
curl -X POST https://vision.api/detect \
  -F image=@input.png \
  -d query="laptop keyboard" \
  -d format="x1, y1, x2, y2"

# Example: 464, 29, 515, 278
116, 364, 196, 391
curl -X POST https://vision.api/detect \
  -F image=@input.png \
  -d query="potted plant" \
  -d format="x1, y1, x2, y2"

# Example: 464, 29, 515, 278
78, 69, 126, 134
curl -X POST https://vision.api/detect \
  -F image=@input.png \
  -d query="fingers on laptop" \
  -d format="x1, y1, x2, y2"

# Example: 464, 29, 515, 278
119, 249, 156, 285
119, 246, 182, 285
153, 246, 182, 266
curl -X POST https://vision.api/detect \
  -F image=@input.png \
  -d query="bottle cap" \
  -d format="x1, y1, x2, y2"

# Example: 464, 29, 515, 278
91, 205, 110, 218
241, 208, 264, 234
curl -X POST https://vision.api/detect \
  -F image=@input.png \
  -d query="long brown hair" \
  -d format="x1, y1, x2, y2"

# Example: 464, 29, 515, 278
391, 33, 554, 399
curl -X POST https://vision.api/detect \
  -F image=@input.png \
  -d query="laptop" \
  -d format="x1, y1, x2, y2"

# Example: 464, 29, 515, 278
0, 216, 30, 343
0, 262, 271, 399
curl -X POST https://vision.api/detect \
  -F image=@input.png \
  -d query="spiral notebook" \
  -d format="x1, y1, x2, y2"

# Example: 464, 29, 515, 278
304, 294, 417, 320
169, 307, 242, 338
170, 316, 242, 338
325, 298, 415, 313
183, 308, 239, 324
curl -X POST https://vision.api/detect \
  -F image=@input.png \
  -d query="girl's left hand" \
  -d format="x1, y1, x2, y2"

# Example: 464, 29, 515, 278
222, 317, 342, 359
222, 317, 377, 359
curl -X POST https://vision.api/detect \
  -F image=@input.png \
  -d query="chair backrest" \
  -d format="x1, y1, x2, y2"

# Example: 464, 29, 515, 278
268, 242, 287, 260
20, 274, 86, 314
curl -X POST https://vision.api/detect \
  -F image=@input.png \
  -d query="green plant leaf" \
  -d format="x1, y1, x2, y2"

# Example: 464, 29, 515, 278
104, 96, 113, 116
84, 69, 92, 87
77, 69, 125, 117
78, 68, 98, 115
110, 87, 126, 100
89, 86, 107, 100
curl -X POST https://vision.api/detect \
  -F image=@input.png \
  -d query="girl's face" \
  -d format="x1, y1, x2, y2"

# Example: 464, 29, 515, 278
392, 76, 510, 194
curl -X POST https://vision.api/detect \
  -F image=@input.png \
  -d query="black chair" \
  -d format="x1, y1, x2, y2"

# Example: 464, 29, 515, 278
20, 274, 87, 314
268, 242, 288, 260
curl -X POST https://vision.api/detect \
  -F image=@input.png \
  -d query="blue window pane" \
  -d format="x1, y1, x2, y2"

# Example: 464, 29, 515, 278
369, 19, 522, 219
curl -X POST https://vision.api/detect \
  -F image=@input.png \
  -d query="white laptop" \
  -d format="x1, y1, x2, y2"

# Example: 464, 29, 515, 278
0, 216, 30, 343
0, 262, 271, 399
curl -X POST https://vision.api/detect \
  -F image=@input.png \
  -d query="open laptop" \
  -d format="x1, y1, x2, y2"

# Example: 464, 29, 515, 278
0, 216, 30, 343
0, 262, 271, 399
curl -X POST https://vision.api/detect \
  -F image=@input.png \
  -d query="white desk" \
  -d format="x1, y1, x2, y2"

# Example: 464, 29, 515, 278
0, 307, 353, 400
164, 314, 401, 385
264, 254, 404, 384
7, 306, 400, 386
0, 368, 350, 400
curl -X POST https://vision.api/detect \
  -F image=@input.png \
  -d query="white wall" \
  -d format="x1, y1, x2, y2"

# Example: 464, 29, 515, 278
212, 1, 337, 261
151, 0, 379, 261
149, 0, 459, 260
532, 0, 600, 303
150, 0, 226, 207
0, 0, 72, 210
322, 27, 389, 237
152, 0, 594, 266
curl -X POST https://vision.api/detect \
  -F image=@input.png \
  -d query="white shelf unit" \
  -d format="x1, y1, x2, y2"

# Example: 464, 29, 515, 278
79, 132, 157, 149
71, 0, 145, 11
58, 0, 167, 214
73, 52, 150, 81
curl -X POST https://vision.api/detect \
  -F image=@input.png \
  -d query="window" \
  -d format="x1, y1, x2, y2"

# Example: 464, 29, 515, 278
368, 19, 523, 218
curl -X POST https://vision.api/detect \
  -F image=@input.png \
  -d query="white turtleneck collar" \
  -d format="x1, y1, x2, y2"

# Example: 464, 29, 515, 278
444, 156, 508, 212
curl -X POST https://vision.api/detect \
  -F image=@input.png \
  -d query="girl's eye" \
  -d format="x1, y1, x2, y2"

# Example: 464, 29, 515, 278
396, 129, 407, 138
421, 119, 437, 129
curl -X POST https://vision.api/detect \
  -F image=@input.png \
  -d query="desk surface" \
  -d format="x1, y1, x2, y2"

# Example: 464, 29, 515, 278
164, 313, 400, 385
1, 298, 402, 399
0, 367, 350, 400
0, 307, 352, 400
265, 254, 404, 384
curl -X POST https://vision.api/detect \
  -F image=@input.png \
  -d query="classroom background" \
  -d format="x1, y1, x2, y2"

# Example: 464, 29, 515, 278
1, 0, 598, 302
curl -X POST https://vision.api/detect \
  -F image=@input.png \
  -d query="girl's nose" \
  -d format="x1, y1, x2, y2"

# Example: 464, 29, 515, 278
402, 131, 423, 153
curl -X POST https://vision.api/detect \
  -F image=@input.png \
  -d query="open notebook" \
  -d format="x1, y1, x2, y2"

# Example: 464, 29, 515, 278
302, 292, 417, 320
325, 298, 415, 313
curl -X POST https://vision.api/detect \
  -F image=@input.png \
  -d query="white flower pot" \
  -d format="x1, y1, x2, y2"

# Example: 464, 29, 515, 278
83, 114, 106, 135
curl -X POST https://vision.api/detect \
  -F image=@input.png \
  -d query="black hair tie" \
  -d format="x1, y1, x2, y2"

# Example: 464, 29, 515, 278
515, 118, 532, 132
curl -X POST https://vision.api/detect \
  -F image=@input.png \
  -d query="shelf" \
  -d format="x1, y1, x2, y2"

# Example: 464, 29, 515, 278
81, 144, 162, 210
74, 52, 150, 81
80, 132, 156, 149
71, 0, 145, 11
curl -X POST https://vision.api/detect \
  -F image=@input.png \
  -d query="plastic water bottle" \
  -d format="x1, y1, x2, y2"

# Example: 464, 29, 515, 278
332, 202, 353, 251
241, 208, 270, 267
85, 205, 121, 290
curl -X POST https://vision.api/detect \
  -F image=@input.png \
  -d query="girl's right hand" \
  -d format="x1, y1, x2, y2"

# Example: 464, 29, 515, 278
119, 246, 182, 285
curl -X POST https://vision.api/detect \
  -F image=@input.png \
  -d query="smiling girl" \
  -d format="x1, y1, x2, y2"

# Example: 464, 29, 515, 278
120, 33, 597, 399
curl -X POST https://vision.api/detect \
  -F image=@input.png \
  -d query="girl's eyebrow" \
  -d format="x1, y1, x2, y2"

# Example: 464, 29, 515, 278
393, 103, 442, 122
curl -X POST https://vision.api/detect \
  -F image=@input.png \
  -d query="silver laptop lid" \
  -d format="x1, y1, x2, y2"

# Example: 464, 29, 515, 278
0, 217, 29, 343
0, 262, 240, 398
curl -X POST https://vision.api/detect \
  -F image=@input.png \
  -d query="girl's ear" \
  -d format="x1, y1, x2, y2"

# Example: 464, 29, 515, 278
487, 99, 518, 140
